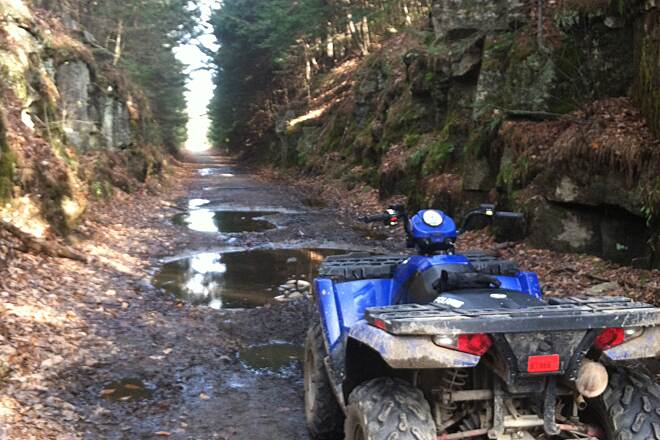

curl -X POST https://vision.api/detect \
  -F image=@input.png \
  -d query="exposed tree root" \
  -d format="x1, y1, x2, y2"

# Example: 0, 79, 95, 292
0, 220, 88, 263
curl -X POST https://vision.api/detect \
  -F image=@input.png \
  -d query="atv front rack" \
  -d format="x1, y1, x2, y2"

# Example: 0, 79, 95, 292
366, 296, 660, 335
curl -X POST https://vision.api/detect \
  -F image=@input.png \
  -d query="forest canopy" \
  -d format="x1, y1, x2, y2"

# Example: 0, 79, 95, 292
208, 0, 431, 150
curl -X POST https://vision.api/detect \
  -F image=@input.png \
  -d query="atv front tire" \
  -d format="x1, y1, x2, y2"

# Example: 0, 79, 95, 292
304, 324, 343, 439
590, 366, 660, 440
345, 377, 436, 440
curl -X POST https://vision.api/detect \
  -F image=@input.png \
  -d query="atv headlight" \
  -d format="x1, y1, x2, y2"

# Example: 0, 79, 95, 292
422, 210, 443, 227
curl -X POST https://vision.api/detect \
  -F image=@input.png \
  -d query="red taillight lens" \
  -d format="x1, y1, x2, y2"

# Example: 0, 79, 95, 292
594, 327, 625, 350
456, 333, 493, 356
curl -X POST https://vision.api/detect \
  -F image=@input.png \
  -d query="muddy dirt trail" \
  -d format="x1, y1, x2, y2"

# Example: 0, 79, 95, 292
66, 153, 390, 439
4, 153, 660, 439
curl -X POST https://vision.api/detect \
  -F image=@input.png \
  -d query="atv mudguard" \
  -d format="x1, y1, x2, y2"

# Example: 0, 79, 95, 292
348, 321, 480, 369
602, 326, 660, 361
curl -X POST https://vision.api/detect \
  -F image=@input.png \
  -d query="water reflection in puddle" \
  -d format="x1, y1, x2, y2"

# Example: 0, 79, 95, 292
172, 210, 276, 234
239, 342, 304, 376
188, 198, 210, 209
100, 378, 153, 401
153, 248, 345, 309
198, 168, 235, 177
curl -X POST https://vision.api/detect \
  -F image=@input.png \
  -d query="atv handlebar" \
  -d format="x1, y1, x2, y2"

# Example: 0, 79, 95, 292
494, 211, 524, 220
360, 213, 392, 223
360, 204, 523, 237
360, 205, 407, 225
458, 204, 523, 235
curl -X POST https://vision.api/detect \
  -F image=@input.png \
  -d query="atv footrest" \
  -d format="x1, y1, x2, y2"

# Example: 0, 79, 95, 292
319, 253, 406, 282
366, 296, 660, 335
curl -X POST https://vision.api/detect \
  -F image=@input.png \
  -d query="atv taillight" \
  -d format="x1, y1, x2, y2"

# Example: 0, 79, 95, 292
594, 327, 625, 350
434, 333, 492, 356
457, 334, 493, 356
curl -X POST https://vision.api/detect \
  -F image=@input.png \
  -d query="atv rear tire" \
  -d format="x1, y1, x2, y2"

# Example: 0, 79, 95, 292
345, 377, 436, 440
304, 324, 343, 440
590, 366, 660, 440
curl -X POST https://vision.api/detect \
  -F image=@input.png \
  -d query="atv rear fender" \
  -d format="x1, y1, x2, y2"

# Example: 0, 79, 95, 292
348, 321, 480, 369
602, 326, 660, 361
316, 277, 396, 349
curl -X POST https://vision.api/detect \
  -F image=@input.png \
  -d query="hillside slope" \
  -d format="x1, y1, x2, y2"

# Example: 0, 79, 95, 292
0, 0, 183, 240
212, 0, 660, 268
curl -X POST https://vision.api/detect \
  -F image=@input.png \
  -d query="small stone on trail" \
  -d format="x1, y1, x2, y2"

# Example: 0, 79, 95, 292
586, 281, 620, 295
296, 280, 311, 289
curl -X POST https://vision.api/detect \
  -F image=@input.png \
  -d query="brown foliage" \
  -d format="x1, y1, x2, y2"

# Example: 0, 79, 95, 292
501, 98, 660, 183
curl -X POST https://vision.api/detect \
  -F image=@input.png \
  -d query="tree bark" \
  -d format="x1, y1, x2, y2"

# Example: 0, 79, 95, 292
112, 19, 123, 65
537, 0, 544, 50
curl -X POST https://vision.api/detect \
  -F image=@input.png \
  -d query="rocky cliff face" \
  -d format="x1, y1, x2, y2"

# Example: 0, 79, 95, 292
633, 1, 660, 137
0, 0, 159, 234
276, 0, 660, 268
56, 60, 133, 150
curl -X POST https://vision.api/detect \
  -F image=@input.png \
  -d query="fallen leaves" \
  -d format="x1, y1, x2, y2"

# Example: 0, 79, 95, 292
99, 389, 116, 397
459, 230, 660, 304
0, 181, 187, 438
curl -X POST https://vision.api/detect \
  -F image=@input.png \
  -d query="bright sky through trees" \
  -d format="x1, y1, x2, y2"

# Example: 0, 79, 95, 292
176, 0, 218, 152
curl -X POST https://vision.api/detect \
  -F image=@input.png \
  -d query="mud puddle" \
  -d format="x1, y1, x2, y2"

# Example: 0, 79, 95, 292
239, 341, 304, 377
153, 248, 346, 309
198, 167, 235, 177
173, 210, 277, 234
100, 379, 153, 402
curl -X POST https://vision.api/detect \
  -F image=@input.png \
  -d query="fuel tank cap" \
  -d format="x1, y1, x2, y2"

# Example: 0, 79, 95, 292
422, 210, 444, 227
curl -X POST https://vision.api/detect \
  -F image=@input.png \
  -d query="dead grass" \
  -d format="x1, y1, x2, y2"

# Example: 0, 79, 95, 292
501, 98, 660, 183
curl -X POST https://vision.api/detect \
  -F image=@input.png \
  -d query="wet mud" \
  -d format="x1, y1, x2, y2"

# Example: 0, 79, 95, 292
69, 153, 386, 439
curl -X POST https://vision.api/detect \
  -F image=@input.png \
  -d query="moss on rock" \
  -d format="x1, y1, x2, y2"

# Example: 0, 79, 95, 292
632, 6, 660, 137
0, 110, 16, 202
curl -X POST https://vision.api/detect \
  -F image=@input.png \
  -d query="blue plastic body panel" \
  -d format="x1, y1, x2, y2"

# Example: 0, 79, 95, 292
408, 210, 457, 245
316, 252, 544, 349
316, 209, 543, 350
316, 278, 394, 349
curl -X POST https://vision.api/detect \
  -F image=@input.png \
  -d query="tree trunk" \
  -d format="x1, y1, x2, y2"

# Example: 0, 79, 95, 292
537, 0, 544, 50
113, 19, 123, 65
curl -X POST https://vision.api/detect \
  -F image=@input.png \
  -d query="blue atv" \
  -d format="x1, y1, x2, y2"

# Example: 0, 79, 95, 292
304, 205, 660, 440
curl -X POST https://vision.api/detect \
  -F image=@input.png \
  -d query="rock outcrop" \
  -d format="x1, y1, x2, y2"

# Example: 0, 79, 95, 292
0, 0, 158, 234
275, 0, 660, 267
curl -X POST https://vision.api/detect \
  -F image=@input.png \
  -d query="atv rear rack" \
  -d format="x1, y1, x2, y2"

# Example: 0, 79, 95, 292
366, 296, 660, 335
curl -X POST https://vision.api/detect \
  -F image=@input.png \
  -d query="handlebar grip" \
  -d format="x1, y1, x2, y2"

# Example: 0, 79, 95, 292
360, 213, 391, 223
495, 211, 524, 219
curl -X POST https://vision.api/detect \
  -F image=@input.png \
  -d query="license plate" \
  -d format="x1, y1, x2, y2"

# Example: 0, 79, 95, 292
527, 354, 560, 373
